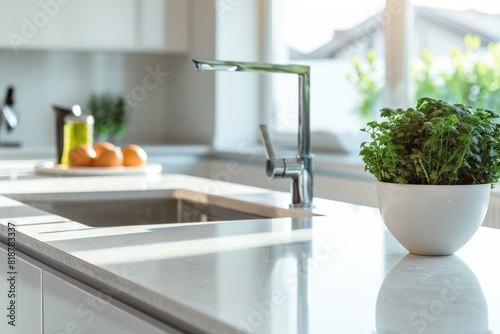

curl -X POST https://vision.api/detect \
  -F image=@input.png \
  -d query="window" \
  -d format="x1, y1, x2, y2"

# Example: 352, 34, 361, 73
410, 1, 500, 110
269, 0, 387, 148
268, 0, 500, 153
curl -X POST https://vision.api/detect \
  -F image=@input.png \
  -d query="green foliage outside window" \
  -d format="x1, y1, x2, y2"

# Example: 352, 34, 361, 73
347, 49, 383, 121
349, 34, 500, 120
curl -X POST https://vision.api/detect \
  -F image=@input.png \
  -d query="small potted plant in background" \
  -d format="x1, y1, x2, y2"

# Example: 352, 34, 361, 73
360, 97, 500, 255
88, 93, 129, 145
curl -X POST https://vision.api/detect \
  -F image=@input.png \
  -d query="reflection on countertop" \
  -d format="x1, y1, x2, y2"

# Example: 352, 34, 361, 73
376, 254, 491, 334
0, 160, 42, 180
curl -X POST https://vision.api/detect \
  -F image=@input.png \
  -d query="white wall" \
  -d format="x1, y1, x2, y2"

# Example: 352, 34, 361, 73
213, 0, 265, 150
0, 1, 273, 150
0, 50, 175, 147
0, 0, 219, 148
163, 0, 217, 144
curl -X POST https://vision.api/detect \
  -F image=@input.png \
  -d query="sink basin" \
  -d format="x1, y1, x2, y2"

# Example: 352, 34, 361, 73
6, 189, 314, 227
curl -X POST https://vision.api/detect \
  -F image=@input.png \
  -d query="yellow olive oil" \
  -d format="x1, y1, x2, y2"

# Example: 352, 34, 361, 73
60, 115, 94, 166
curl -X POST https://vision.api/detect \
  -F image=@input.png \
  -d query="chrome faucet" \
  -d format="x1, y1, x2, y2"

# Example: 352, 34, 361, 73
193, 59, 314, 208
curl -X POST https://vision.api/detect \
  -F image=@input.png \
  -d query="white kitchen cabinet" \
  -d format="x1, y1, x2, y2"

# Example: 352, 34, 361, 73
0, 0, 136, 51
0, 0, 188, 53
43, 269, 182, 334
0, 242, 181, 333
484, 196, 500, 229
138, 0, 189, 53
0, 243, 43, 334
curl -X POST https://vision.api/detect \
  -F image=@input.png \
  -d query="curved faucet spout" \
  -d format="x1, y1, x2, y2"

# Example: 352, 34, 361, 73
193, 58, 314, 208
193, 59, 310, 75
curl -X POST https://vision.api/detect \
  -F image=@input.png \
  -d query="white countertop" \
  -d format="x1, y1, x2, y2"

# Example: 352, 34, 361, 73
1, 173, 500, 333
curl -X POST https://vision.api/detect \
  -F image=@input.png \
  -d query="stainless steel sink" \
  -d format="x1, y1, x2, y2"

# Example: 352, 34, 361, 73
6, 189, 314, 227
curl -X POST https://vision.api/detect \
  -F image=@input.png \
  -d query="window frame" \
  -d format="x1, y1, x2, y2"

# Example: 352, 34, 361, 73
264, 0, 414, 139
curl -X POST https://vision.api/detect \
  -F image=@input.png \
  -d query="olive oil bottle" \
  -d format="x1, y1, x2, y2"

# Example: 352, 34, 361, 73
60, 114, 94, 166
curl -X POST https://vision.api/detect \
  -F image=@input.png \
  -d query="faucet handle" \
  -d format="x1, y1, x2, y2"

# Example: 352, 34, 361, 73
258, 124, 277, 160
259, 124, 286, 178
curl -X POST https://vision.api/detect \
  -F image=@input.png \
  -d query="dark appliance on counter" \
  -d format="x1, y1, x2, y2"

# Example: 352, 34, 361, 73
52, 104, 79, 163
0, 86, 21, 148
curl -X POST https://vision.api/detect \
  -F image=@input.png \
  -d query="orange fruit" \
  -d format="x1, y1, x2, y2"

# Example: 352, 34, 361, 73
92, 147, 123, 167
122, 144, 147, 167
68, 144, 96, 167
93, 142, 115, 158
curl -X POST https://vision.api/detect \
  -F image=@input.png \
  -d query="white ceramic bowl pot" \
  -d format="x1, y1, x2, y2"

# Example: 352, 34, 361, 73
377, 182, 491, 256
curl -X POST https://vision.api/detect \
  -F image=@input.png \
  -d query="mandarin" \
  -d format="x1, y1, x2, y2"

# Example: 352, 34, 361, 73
92, 147, 123, 167
93, 142, 115, 158
68, 144, 96, 167
122, 144, 147, 167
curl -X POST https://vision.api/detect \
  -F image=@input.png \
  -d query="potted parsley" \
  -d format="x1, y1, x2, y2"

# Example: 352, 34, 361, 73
360, 97, 500, 255
88, 93, 129, 144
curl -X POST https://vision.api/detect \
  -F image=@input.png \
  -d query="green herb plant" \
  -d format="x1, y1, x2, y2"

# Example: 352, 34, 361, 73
88, 93, 129, 141
360, 97, 500, 186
